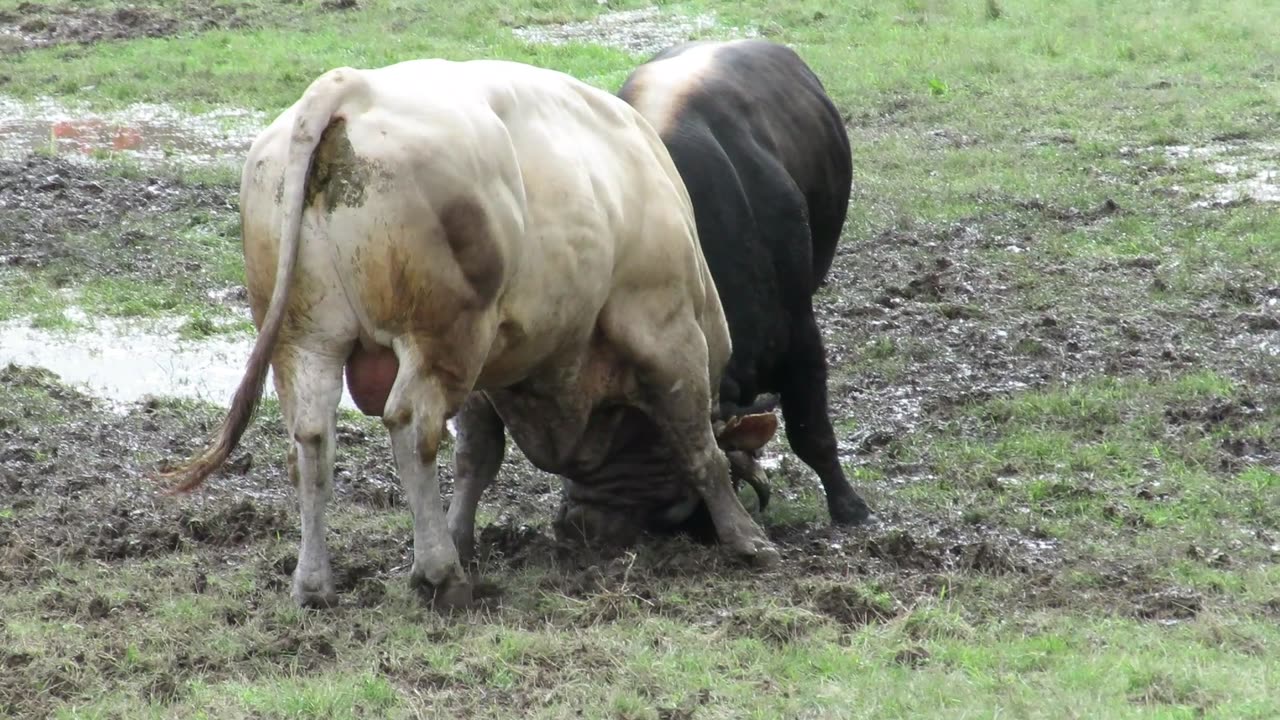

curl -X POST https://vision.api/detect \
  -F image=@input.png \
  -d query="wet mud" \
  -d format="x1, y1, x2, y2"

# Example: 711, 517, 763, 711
0, 96, 265, 168
510, 7, 756, 57
0, 365, 291, 571
819, 194, 1279, 449
2, 337, 1256, 620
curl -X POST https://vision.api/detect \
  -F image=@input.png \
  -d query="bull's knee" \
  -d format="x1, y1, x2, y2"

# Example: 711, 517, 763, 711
381, 405, 412, 433
690, 445, 731, 491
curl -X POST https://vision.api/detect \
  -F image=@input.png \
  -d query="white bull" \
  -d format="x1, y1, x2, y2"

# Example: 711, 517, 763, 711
163, 58, 779, 610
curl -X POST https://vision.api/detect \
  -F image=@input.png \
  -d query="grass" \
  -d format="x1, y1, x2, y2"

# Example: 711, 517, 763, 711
4, 535, 1278, 719
1, 0, 1279, 717
897, 371, 1279, 560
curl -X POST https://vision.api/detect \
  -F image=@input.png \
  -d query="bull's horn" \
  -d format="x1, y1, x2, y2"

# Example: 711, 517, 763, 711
716, 411, 779, 453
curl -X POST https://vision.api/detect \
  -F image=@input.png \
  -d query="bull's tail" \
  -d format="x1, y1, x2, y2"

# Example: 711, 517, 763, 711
161, 68, 361, 494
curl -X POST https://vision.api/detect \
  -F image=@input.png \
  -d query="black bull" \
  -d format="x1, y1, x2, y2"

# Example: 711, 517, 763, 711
451, 39, 875, 548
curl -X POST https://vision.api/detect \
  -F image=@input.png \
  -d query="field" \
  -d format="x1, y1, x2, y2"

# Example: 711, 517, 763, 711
2, 0, 1279, 717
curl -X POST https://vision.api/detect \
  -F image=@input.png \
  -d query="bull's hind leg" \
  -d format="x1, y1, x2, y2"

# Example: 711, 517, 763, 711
446, 392, 507, 565
382, 339, 472, 611
780, 309, 873, 526
274, 344, 347, 608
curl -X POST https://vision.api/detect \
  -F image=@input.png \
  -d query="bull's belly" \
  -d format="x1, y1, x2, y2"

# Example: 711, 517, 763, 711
498, 400, 694, 512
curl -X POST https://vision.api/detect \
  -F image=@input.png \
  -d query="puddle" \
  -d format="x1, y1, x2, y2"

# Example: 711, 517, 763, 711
758, 452, 783, 471
1172, 141, 1280, 207
1123, 140, 1280, 208
511, 6, 756, 56
0, 308, 360, 413
0, 308, 474, 441
0, 94, 266, 168
1202, 166, 1280, 206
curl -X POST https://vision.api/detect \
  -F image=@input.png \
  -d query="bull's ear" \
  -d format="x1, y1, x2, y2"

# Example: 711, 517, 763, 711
717, 412, 778, 452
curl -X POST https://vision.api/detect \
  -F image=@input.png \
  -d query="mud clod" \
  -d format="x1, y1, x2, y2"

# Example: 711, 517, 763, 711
893, 646, 932, 667
244, 631, 338, 670
86, 595, 111, 619
178, 499, 289, 546
731, 605, 831, 645
476, 518, 563, 568
800, 580, 898, 627
1134, 590, 1202, 621
144, 672, 182, 705
1237, 312, 1280, 332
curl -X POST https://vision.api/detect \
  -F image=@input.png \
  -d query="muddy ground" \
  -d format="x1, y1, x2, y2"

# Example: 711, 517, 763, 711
5, 228, 1274, 707
0, 95, 1274, 712
0, 0, 355, 55
0, 156, 233, 260
5, 192, 1274, 712
820, 194, 1280, 448
3, 127, 1278, 713
0, 154, 247, 308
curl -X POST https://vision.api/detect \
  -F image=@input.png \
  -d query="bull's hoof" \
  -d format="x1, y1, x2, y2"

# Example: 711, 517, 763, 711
410, 572, 474, 613
829, 495, 873, 527
750, 544, 782, 570
292, 578, 338, 610
730, 536, 781, 570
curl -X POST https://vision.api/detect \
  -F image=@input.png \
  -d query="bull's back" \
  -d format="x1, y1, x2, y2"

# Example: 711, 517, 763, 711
241, 59, 717, 384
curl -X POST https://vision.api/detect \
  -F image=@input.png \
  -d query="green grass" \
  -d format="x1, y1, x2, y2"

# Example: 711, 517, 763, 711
4, 541, 1278, 720
0, 273, 252, 337
899, 371, 1279, 542
0, 0, 661, 111
2, 0, 1279, 717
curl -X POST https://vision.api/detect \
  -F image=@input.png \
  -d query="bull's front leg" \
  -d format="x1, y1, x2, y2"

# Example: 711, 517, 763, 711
611, 316, 780, 568
446, 392, 507, 565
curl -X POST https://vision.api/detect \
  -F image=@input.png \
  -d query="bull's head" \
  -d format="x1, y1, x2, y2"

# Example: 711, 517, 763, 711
554, 395, 780, 548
